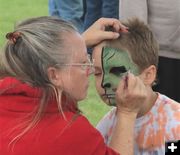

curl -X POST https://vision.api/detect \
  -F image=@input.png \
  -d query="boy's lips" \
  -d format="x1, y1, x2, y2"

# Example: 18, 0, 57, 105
101, 94, 115, 98
101, 88, 117, 98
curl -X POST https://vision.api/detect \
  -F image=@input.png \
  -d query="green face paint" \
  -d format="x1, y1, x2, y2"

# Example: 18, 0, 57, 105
101, 47, 139, 106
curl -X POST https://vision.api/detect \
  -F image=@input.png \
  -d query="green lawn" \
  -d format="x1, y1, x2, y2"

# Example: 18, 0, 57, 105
79, 76, 111, 126
0, 0, 48, 46
0, 0, 111, 126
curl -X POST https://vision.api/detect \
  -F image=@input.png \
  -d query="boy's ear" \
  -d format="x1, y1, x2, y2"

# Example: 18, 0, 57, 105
140, 65, 157, 85
47, 67, 62, 87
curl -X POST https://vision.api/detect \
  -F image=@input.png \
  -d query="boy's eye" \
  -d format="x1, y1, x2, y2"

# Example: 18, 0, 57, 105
94, 68, 102, 76
110, 66, 127, 76
94, 69, 102, 76
94, 71, 102, 76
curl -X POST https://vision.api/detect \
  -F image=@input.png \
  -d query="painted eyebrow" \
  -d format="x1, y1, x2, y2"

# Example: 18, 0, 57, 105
110, 66, 127, 74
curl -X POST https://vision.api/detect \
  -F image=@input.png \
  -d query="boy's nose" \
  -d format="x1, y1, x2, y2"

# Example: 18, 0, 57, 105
102, 82, 111, 89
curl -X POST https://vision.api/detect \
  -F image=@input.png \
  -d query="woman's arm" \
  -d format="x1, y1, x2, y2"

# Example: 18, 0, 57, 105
110, 112, 137, 155
82, 18, 128, 47
109, 72, 147, 155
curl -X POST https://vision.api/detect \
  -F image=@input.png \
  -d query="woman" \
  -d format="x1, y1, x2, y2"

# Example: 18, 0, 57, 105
0, 16, 146, 155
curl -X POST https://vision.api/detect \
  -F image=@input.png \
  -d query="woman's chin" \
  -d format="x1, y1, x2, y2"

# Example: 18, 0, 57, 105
76, 92, 88, 102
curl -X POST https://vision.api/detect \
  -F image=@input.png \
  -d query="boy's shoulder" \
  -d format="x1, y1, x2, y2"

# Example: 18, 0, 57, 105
156, 93, 180, 141
152, 93, 180, 120
100, 107, 117, 121
157, 93, 180, 110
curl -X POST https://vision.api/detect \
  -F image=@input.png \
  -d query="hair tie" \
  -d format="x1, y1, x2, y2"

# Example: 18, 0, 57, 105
6, 32, 21, 44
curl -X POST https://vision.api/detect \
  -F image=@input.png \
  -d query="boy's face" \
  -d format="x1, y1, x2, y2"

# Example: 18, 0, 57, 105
93, 43, 139, 106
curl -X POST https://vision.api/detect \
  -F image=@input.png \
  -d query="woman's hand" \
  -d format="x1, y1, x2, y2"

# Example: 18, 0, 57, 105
116, 72, 147, 115
82, 18, 128, 47
110, 72, 147, 155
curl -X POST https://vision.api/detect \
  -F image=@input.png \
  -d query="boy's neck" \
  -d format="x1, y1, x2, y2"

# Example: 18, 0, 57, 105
137, 89, 158, 118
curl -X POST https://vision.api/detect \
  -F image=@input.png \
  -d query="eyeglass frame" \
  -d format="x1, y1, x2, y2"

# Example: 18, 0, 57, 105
61, 63, 94, 70
56, 54, 94, 71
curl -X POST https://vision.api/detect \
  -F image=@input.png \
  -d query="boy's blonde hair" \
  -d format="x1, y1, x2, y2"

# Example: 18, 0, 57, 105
106, 18, 159, 72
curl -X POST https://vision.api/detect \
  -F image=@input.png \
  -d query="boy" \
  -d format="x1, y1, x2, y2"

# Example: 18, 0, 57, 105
92, 18, 180, 154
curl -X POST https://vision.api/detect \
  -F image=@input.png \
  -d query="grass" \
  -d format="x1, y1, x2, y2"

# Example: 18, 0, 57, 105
79, 76, 111, 125
0, 0, 112, 126
0, 0, 48, 46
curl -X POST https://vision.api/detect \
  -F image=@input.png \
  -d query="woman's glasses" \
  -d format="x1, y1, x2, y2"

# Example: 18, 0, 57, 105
63, 63, 94, 70
61, 54, 94, 73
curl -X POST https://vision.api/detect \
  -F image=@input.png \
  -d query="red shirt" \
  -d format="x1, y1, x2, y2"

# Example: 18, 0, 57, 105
0, 77, 120, 155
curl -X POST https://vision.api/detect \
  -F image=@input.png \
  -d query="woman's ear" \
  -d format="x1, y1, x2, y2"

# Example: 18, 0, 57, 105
140, 65, 157, 85
47, 67, 62, 87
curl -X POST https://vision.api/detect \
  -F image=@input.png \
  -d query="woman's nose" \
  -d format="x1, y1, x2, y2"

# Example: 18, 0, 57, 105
86, 67, 95, 76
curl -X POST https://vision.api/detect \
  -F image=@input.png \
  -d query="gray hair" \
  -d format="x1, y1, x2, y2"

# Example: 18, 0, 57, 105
0, 16, 79, 145
2, 16, 77, 86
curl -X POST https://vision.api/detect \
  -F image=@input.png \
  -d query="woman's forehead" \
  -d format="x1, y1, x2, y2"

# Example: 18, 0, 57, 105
65, 33, 87, 61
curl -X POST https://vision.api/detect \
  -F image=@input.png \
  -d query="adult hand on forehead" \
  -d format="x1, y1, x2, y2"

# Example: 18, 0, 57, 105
115, 72, 147, 115
82, 18, 128, 47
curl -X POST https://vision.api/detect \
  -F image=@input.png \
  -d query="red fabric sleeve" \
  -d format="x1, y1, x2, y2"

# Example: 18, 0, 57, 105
0, 78, 120, 155
0, 106, 120, 155
57, 115, 120, 155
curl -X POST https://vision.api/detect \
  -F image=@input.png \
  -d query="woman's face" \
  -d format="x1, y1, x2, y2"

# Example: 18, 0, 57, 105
60, 32, 92, 101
